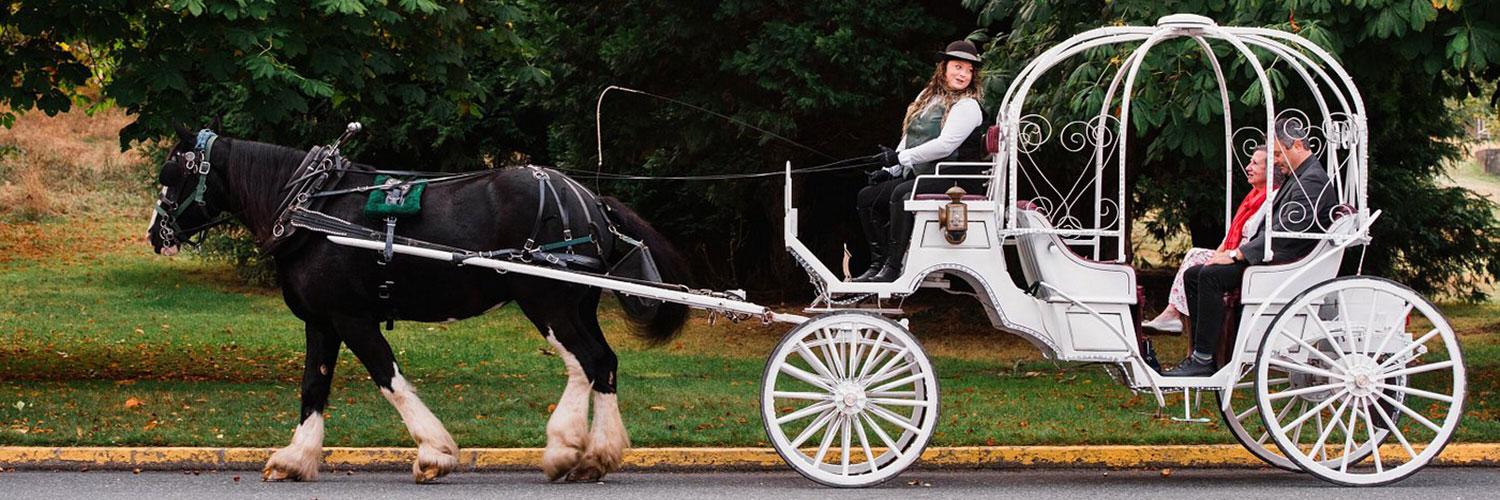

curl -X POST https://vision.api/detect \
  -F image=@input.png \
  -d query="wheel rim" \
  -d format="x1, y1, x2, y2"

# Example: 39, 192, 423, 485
761, 313, 939, 487
1255, 277, 1465, 486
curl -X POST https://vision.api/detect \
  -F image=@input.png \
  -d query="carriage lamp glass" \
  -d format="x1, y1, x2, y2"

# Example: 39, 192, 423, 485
937, 185, 968, 244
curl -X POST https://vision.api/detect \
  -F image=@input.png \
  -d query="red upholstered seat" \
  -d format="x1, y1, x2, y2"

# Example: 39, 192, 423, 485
913, 194, 988, 201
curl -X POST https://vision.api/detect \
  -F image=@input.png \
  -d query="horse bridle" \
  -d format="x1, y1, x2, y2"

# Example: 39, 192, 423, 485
154, 129, 233, 248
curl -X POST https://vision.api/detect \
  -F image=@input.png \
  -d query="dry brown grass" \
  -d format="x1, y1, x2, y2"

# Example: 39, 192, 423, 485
0, 104, 152, 220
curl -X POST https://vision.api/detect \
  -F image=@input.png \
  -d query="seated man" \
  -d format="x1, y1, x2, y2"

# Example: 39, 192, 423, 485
1163, 118, 1338, 376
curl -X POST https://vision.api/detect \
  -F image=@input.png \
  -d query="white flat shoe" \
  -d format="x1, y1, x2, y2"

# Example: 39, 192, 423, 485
1141, 317, 1183, 333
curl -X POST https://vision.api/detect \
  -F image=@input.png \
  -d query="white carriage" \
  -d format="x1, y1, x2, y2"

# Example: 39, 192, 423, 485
330, 13, 1464, 489
761, 14, 1466, 487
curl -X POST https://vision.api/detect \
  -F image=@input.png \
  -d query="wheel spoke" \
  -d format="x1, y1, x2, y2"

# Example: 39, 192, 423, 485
1289, 399, 1309, 446
846, 329, 866, 381
868, 391, 916, 398
854, 414, 879, 473
867, 403, 922, 434
1306, 394, 1354, 460
1305, 302, 1349, 361
1361, 291, 1382, 355
1375, 391, 1443, 433
773, 391, 832, 401
856, 330, 889, 380
1268, 381, 1344, 401
779, 363, 835, 392
815, 329, 845, 381
1278, 319, 1349, 378
868, 397, 934, 408
1278, 388, 1349, 435
794, 342, 840, 385
1377, 328, 1440, 371
1235, 404, 1257, 422
777, 401, 834, 425
1376, 383, 1454, 404
860, 412, 903, 459
1381, 360, 1455, 379
840, 415, 852, 475
788, 408, 837, 449
812, 414, 842, 466
862, 348, 912, 386
869, 372, 926, 394
1332, 291, 1354, 358
1268, 357, 1346, 382
1369, 396, 1418, 460
1338, 396, 1359, 473
1361, 399, 1385, 474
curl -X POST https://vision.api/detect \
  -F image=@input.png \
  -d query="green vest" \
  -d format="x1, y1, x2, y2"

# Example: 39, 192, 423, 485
902, 101, 960, 176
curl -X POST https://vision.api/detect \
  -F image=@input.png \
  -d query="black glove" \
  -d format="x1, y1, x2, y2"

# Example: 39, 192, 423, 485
870, 146, 900, 168
866, 169, 893, 185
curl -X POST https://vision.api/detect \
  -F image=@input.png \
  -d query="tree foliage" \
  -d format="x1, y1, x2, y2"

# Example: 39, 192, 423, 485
1, 0, 547, 168
965, 0, 1500, 298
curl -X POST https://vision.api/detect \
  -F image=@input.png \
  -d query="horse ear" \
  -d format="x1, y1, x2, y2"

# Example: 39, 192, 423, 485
209, 116, 222, 132
173, 123, 195, 142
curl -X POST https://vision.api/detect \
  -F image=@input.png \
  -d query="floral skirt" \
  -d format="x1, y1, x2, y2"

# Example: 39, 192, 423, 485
1168, 247, 1217, 315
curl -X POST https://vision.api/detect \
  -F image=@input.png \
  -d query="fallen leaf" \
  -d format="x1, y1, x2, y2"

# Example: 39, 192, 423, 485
547, 404, 557, 413
649, 406, 667, 411
124, 398, 142, 409
1160, 468, 1173, 477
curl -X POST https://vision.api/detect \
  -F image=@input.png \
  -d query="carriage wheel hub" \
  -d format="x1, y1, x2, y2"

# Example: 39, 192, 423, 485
832, 382, 866, 415
1342, 354, 1383, 397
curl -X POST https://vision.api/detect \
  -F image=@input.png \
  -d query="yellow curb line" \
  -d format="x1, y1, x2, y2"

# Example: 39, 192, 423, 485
0, 444, 1495, 471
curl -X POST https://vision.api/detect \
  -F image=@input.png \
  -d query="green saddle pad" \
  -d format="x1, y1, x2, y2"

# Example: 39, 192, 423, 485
364, 175, 425, 217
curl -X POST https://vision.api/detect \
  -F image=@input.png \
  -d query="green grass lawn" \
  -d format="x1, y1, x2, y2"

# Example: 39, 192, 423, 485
2, 210, 1496, 450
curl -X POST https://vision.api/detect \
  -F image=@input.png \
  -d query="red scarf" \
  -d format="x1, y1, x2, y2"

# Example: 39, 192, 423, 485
1222, 187, 1268, 251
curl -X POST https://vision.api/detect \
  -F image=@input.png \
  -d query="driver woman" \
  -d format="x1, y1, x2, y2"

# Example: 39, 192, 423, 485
852, 40, 987, 283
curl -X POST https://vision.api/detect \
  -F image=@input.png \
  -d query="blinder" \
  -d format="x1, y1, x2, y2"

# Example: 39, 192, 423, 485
154, 129, 232, 249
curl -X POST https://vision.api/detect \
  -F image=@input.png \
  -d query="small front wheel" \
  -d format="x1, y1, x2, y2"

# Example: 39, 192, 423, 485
760, 312, 940, 487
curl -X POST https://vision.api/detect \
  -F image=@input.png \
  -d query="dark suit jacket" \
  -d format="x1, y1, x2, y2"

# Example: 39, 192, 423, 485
1239, 155, 1337, 265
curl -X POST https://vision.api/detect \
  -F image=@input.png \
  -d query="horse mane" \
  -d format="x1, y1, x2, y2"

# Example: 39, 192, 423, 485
221, 138, 315, 239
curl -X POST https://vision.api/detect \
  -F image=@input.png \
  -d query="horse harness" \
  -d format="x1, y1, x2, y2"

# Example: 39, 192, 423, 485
153, 130, 236, 249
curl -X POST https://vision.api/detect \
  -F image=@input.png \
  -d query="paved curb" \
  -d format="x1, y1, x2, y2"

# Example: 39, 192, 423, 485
1, 444, 1496, 471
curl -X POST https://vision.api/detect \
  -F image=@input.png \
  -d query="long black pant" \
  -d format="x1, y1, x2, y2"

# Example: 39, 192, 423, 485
1182, 261, 1248, 356
855, 179, 902, 256
868, 173, 987, 269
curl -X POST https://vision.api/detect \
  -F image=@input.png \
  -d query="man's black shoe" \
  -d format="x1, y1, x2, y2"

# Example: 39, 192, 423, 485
1161, 355, 1216, 377
866, 264, 903, 283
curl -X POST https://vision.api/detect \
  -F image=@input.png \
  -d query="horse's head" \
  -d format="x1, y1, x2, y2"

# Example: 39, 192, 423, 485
147, 122, 229, 256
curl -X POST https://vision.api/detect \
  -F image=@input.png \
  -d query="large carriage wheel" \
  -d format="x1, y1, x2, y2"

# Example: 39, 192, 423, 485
760, 312, 940, 487
1254, 276, 1465, 486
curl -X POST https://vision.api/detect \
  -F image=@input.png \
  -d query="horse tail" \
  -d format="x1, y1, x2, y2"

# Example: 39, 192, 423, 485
600, 196, 692, 344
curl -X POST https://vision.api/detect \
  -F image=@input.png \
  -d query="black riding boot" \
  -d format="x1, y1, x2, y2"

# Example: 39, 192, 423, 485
851, 241, 886, 282
868, 212, 913, 282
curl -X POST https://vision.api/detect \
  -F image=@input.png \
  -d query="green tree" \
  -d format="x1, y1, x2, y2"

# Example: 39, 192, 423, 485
966, 0, 1500, 298
1, 0, 546, 169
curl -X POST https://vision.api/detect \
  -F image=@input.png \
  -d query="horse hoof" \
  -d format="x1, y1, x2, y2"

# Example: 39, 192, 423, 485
262, 447, 320, 482
565, 459, 605, 482
412, 445, 459, 483
541, 446, 582, 482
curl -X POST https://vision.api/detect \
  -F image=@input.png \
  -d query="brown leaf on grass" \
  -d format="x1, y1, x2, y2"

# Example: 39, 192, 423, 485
985, 437, 996, 446
649, 406, 667, 411
546, 404, 557, 413
142, 420, 158, 431
124, 397, 142, 409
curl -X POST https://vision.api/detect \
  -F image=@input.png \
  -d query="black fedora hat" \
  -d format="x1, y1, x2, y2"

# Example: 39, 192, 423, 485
937, 40, 982, 64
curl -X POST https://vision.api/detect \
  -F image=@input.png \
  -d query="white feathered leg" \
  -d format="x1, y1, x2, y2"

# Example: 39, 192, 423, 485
542, 332, 592, 481
381, 364, 460, 483
568, 391, 630, 481
262, 412, 325, 481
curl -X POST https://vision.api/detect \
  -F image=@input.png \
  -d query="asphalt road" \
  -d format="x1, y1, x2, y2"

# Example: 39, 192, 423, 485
0, 468, 1496, 500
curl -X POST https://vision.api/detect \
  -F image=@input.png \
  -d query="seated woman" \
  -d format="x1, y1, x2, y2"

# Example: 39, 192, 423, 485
1141, 149, 1271, 333
852, 40, 987, 283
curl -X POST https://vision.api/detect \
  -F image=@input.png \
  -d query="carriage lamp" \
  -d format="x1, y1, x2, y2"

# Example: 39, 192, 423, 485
937, 185, 969, 244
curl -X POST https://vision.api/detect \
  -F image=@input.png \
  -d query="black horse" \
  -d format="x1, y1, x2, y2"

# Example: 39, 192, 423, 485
146, 123, 690, 483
